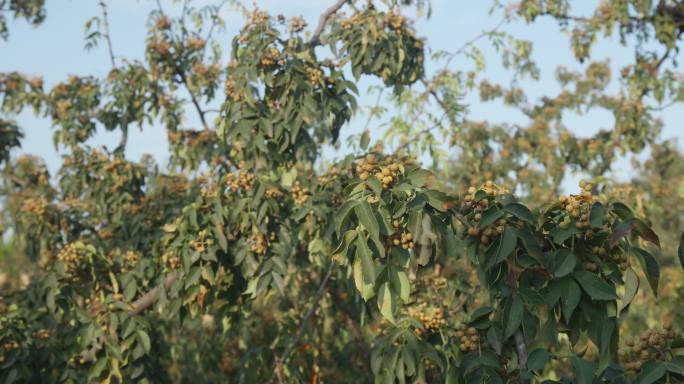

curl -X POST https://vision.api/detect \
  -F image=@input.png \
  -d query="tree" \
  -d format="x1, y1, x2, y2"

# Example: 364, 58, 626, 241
1, 0, 684, 383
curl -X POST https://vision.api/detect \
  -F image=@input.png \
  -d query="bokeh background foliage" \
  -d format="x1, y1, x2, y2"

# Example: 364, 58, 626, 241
1, 0, 684, 383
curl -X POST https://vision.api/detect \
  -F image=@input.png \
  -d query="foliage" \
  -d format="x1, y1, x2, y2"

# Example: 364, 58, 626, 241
1, 0, 684, 383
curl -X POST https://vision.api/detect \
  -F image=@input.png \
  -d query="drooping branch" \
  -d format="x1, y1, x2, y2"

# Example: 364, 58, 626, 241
309, 0, 348, 47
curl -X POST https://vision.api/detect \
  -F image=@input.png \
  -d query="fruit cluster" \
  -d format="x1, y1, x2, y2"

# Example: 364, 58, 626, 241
340, 14, 362, 30
455, 324, 480, 352
354, 154, 404, 190
247, 232, 268, 255
557, 181, 597, 231
226, 170, 256, 192
155, 16, 171, 30
265, 186, 284, 199
291, 181, 310, 206
1, 341, 19, 352
148, 38, 171, 57
464, 181, 509, 203
20, 196, 48, 216
464, 181, 510, 245
57, 242, 92, 275
619, 325, 677, 373
289, 16, 306, 33
259, 47, 283, 67
317, 168, 339, 186
384, 11, 405, 32
190, 229, 214, 253
305, 67, 323, 85
224, 79, 240, 101
32, 329, 51, 340
185, 37, 206, 51
408, 302, 446, 336
162, 251, 181, 270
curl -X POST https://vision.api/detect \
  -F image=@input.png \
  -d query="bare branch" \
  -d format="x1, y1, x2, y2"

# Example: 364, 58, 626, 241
310, 0, 348, 47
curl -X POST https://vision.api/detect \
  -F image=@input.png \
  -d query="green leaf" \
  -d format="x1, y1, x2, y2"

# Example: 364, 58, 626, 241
332, 229, 358, 263
572, 271, 617, 301
406, 169, 431, 186
124, 279, 137, 302
570, 356, 595, 384
632, 247, 660, 296
360, 130, 370, 150
620, 268, 639, 313
469, 306, 494, 323
354, 236, 376, 300
136, 329, 151, 354
480, 206, 504, 227
390, 269, 410, 302
553, 249, 577, 277
672, 338, 684, 349
588, 202, 605, 228
631, 218, 660, 248
666, 356, 684, 375
423, 190, 452, 212
355, 201, 382, 255
678, 232, 684, 271
561, 277, 581, 323
551, 225, 580, 244
634, 361, 667, 384
527, 349, 550, 371
336, 200, 358, 235
496, 227, 517, 263
377, 282, 396, 323
503, 296, 522, 340
609, 220, 632, 248
504, 203, 534, 223
366, 177, 382, 196
611, 202, 633, 220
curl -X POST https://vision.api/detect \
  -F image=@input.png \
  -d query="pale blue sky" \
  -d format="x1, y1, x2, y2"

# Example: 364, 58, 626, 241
2, 0, 682, 187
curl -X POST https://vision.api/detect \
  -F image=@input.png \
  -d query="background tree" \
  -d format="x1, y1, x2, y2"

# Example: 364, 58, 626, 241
1, 0, 684, 383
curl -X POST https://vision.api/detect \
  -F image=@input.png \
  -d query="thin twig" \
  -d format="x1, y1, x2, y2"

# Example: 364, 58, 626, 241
203, 0, 229, 54
98, 0, 116, 68
271, 261, 335, 383
442, 15, 508, 70
310, 0, 348, 47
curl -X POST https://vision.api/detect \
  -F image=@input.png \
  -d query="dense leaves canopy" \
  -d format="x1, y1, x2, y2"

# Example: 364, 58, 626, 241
1, 1, 684, 383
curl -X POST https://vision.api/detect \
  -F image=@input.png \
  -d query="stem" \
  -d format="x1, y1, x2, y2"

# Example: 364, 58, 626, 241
98, 0, 116, 68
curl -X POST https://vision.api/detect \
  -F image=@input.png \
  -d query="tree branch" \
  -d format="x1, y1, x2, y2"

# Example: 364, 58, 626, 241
153, 1, 210, 131
79, 271, 179, 363
271, 261, 335, 383
129, 271, 179, 315
98, 0, 116, 68
310, 0, 348, 47
514, 329, 530, 384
